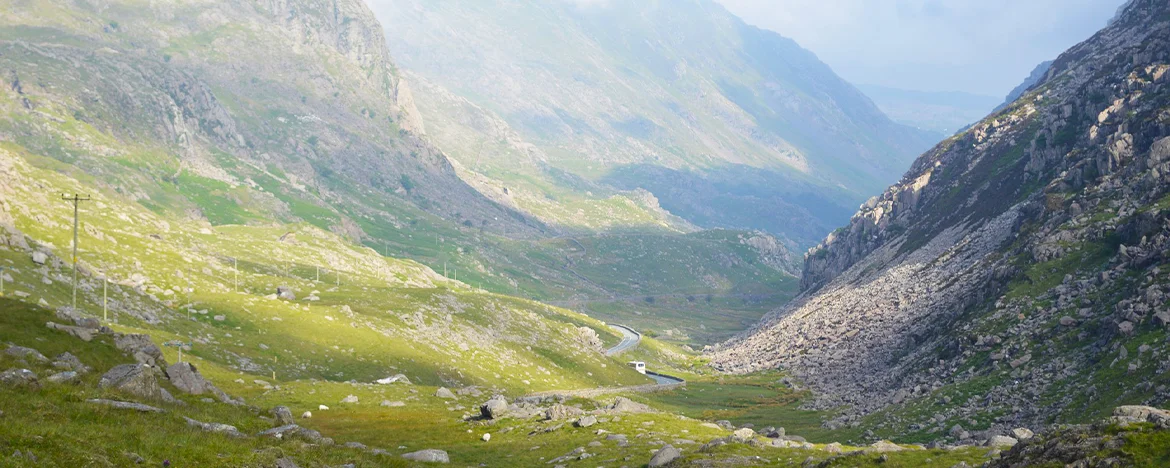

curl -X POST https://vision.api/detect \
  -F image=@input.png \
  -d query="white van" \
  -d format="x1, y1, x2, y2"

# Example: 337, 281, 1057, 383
628, 361, 646, 374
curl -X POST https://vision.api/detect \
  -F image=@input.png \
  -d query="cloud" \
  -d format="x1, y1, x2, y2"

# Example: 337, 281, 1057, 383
714, 0, 1127, 96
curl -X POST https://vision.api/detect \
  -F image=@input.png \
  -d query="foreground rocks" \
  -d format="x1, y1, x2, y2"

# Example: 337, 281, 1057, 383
401, 449, 449, 463
98, 364, 170, 401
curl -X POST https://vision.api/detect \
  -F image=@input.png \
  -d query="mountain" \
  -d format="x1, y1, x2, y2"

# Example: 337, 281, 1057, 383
367, 0, 937, 247
711, 0, 1170, 440
856, 84, 1000, 136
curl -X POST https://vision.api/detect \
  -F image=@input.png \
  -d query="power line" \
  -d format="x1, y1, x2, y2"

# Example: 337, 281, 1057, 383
62, 193, 91, 310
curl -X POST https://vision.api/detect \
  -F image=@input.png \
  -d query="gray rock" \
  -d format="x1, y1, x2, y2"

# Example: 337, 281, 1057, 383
546, 404, 584, 420
114, 334, 166, 368
99, 364, 165, 401
52, 352, 89, 373
183, 417, 245, 438
0, 368, 38, 388
434, 387, 457, 399
31, 251, 47, 265
731, 427, 755, 443
402, 449, 449, 463
341, 395, 359, 404
87, 399, 165, 413
381, 400, 405, 407
648, 445, 681, 467
166, 362, 214, 395
480, 395, 508, 419
986, 435, 1018, 447
1011, 428, 1035, 440
276, 286, 295, 301
271, 406, 295, 426
275, 458, 299, 468
46, 371, 79, 384
576, 415, 598, 428
5, 345, 48, 362
866, 440, 904, 452
608, 396, 652, 414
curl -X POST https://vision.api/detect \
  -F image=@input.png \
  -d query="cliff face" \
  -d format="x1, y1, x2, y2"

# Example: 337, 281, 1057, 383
712, 0, 1170, 438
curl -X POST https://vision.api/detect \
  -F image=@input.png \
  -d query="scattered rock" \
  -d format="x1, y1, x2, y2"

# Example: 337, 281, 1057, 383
546, 404, 585, 420
46, 371, 79, 384
165, 362, 215, 395
866, 440, 904, 453
99, 364, 166, 400
5, 345, 48, 362
576, 415, 598, 428
985, 435, 1018, 447
731, 428, 756, 443
480, 395, 508, 420
608, 396, 652, 414
183, 417, 245, 438
341, 395, 359, 404
114, 334, 166, 368
271, 406, 295, 426
31, 251, 47, 265
649, 445, 682, 467
276, 286, 295, 301
375, 374, 410, 385
1011, 428, 1035, 441
0, 368, 38, 388
434, 387, 457, 399
381, 400, 405, 407
87, 399, 165, 413
401, 449, 449, 464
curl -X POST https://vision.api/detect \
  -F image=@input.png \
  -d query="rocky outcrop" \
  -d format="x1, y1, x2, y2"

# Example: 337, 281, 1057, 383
711, 0, 1170, 435
98, 364, 169, 402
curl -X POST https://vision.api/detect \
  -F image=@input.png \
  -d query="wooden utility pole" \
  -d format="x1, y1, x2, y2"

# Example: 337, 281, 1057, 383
62, 194, 91, 310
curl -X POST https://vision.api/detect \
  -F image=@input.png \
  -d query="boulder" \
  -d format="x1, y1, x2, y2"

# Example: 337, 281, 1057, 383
52, 352, 90, 373
276, 286, 295, 301
608, 396, 652, 414
731, 428, 756, 443
98, 364, 165, 401
648, 445, 682, 467
0, 368, 39, 388
866, 440, 904, 453
5, 345, 48, 363
46, 371, 79, 384
576, 415, 598, 428
114, 334, 166, 368
87, 399, 165, 413
257, 424, 328, 444
31, 251, 47, 265
341, 395, 359, 404
480, 395, 509, 420
401, 449, 449, 463
434, 387, 457, 399
165, 362, 214, 395
270, 406, 295, 426
986, 435, 1018, 447
375, 374, 411, 385
381, 400, 405, 407
1113, 405, 1170, 428
45, 322, 95, 342
183, 417, 245, 438
1011, 428, 1035, 440
546, 404, 585, 420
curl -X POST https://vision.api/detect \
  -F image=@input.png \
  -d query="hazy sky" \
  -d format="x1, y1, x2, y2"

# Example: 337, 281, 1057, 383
715, 0, 1128, 97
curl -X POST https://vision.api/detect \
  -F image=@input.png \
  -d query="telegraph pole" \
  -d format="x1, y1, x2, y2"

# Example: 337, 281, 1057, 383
233, 257, 239, 292
62, 194, 91, 310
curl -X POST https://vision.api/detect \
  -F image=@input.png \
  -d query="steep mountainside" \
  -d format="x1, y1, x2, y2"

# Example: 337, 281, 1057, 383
712, 0, 1170, 440
368, 0, 936, 246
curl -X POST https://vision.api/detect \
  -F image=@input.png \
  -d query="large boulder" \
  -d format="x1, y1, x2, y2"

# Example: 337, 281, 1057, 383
648, 445, 681, 467
986, 435, 1018, 447
402, 449, 449, 464
480, 395, 508, 420
576, 415, 598, 428
114, 334, 166, 368
166, 362, 214, 395
1113, 405, 1170, 428
608, 396, 652, 414
434, 387, 457, 399
99, 364, 165, 401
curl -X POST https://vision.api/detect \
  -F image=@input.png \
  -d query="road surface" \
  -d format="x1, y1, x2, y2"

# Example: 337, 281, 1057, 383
605, 324, 641, 356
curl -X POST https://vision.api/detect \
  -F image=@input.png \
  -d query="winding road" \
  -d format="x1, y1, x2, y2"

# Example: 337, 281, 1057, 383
605, 323, 642, 356
525, 324, 685, 398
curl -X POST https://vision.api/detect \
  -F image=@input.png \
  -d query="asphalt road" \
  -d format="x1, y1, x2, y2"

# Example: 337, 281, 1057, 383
606, 324, 641, 356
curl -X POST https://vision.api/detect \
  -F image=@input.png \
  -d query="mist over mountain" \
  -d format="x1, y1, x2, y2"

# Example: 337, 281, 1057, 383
367, 0, 937, 247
